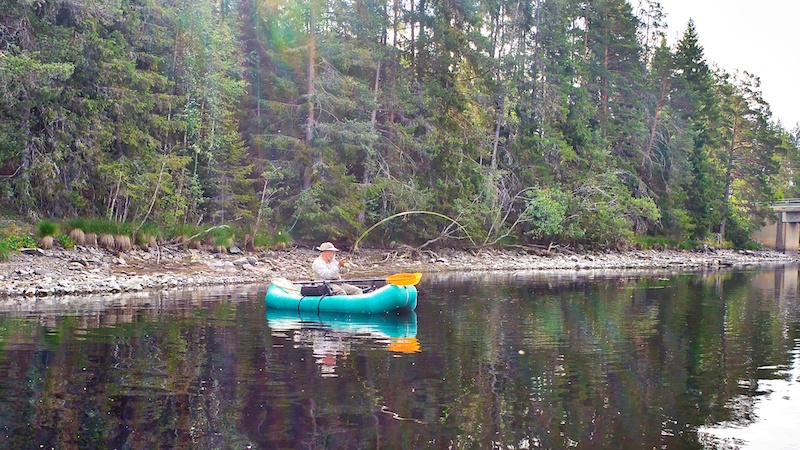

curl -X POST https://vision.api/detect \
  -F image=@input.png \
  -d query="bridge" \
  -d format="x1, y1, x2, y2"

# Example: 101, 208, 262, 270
753, 199, 800, 254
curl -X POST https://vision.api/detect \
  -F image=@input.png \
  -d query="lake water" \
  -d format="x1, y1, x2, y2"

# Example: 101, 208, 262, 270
0, 266, 798, 449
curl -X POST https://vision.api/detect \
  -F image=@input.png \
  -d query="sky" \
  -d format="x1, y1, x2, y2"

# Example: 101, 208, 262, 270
650, 0, 800, 129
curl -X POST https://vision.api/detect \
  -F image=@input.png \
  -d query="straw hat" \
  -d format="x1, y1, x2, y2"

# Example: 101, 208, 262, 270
316, 242, 339, 252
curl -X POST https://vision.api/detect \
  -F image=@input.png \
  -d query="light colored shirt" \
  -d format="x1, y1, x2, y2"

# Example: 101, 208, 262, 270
312, 255, 341, 280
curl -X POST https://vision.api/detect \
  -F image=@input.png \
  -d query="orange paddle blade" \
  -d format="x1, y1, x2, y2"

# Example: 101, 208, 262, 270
385, 272, 422, 286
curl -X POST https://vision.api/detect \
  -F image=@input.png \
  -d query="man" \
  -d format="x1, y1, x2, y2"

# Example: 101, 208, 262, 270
312, 242, 362, 295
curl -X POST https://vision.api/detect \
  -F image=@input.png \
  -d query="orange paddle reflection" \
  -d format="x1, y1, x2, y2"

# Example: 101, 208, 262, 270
387, 337, 421, 354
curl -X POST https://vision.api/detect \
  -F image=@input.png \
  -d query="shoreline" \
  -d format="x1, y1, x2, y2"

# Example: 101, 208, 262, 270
1, 245, 797, 302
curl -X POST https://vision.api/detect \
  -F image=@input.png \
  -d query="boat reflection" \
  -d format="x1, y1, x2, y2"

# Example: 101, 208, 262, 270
266, 309, 419, 377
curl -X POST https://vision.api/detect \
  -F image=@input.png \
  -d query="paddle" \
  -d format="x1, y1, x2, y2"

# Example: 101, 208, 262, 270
290, 272, 423, 287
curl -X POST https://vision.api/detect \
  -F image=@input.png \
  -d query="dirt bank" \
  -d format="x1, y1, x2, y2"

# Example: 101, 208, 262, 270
0, 244, 796, 300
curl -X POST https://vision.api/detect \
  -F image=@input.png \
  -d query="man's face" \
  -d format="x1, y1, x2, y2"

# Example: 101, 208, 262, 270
321, 250, 335, 262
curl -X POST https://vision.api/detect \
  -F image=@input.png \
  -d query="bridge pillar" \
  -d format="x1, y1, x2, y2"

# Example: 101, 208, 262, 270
778, 219, 800, 254
754, 207, 800, 254
757, 210, 800, 254
754, 221, 779, 248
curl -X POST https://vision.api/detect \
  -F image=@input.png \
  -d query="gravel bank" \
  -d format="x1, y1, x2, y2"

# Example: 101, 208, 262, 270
0, 245, 796, 301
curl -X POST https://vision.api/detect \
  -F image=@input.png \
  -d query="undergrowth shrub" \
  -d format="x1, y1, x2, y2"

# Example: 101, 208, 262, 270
58, 235, 75, 250
209, 226, 234, 248
0, 240, 9, 262
37, 220, 58, 237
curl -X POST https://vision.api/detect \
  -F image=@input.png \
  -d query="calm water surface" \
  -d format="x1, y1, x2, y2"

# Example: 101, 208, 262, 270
0, 266, 798, 449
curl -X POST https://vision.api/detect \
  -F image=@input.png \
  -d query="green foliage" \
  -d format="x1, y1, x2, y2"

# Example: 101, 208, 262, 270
66, 217, 89, 233
632, 235, 682, 250
138, 223, 161, 239
740, 241, 762, 251
253, 233, 272, 249
252, 229, 293, 249
209, 226, 234, 247
170, 224, 201, 239
660, 199, 694, 242
291, 164, 364, 242
66, 218, 138, 237
0, 0, 796, 250
273, 230, 292, 245
58, 235, 76, 250
678, 240, 701, 251
0, 240, 9, 262
724, 208, 757, 248
522, 188, 570, 240
134, 223, 161, 246
0, 235, 37, 250
36, 221, 58, 238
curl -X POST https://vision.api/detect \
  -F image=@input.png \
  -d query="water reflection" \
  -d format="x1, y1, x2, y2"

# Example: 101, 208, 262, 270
1, 268, 798, 448
699, 343, 800, 449
697, 265, 800, 449
265, 309, 419, 377
417, 265, 800, 448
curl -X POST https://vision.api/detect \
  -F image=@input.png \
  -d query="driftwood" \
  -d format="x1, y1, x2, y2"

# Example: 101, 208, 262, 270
154, 225, 232, 265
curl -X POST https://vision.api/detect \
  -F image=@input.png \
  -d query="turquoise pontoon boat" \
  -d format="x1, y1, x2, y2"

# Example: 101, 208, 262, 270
266, 277, 419, 314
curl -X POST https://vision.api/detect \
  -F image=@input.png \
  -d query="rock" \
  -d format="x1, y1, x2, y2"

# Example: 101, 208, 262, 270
0, 244, 797, 300
229, 245, 242, 254
121, 280, 143, 291
20, 248, 46, 256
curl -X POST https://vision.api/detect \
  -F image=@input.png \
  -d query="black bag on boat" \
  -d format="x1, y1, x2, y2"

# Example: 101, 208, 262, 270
300, 283, 331, 296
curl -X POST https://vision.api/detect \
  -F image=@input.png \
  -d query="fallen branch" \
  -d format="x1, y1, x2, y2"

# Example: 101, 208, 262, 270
161, 225, 231, 250
185, 225, 230, 242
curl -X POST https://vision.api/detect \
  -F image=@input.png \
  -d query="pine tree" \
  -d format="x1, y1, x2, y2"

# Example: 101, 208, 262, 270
671, 20, 723, 240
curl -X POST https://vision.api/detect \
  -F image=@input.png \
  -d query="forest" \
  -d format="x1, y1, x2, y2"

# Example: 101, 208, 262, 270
2, 0, 799, 250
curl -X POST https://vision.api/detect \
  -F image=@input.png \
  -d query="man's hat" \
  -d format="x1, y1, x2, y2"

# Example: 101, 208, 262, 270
316, 242, 339, 252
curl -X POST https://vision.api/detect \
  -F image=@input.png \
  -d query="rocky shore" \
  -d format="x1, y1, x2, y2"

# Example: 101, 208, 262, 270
0, 244, 796, 301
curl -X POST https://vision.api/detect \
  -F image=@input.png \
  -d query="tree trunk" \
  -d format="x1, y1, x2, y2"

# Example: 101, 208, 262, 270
254, 175, 269, 236
720, 116, 739, 240
19, 105, 33, 215
389, 0, 399, 124
602, 45, 609, 117
410, 0, 416, 74
137, 160, 166, 233
415, 0, 427, 83
371, 60, 381, 124
303, 2, 317, 190
644, 71, 669, 173
583, 3, 589, 61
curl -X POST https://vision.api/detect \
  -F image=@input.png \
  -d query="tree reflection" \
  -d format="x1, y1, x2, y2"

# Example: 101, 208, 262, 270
0, 269, 798, 448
